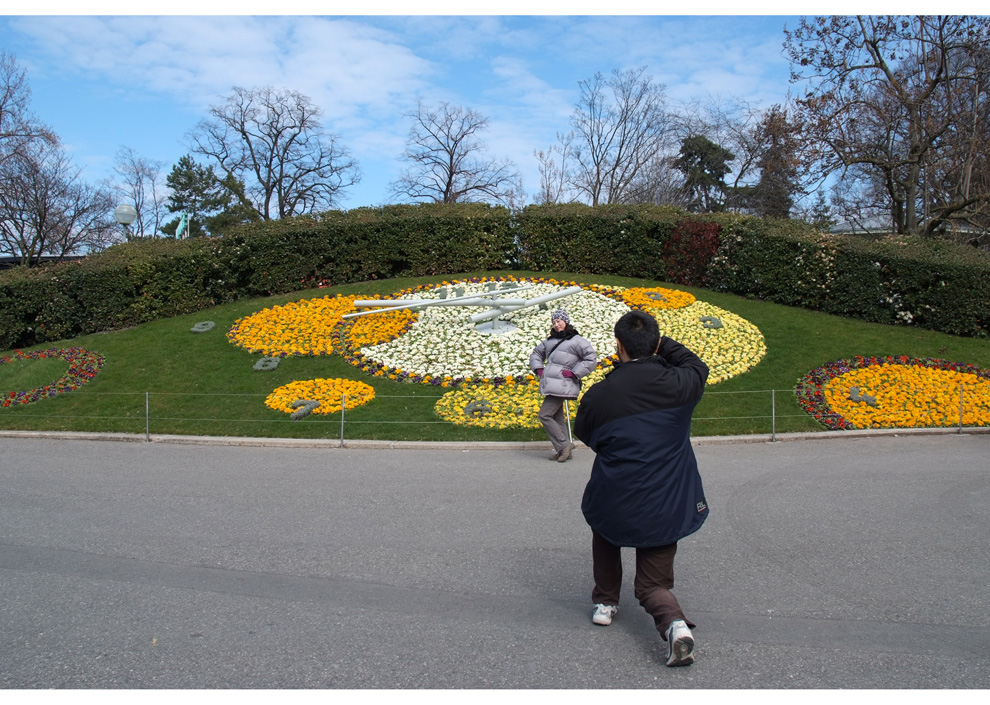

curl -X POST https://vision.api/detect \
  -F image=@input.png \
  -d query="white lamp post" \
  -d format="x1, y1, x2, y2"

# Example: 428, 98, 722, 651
114, 204, 138, 239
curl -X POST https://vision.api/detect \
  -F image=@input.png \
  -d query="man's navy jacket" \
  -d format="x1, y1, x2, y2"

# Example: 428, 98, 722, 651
575, 337, 710, 548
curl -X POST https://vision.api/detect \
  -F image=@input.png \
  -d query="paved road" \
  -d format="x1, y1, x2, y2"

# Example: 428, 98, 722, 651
1, 433, 988, 689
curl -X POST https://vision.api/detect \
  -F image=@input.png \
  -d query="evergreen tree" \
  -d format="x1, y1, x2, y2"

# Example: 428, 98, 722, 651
160, 155, 261, 237
805, 191, 835, 231
203, 173, 262, 235
674, 135, 735, 212
161, 155, 226, 238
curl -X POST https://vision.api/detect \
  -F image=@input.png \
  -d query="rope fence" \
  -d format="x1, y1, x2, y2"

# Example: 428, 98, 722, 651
2, 386, 981, 447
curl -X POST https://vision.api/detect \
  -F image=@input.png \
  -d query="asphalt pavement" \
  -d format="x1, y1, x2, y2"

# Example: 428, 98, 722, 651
1, 431, 988, 689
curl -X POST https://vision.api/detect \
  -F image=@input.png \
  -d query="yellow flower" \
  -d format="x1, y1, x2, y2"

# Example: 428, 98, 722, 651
435, 382, 543, 428
228, 296, 358, 356
824, 366, 990, 428
649, 302, 767, 385
228, 295, 417, 357
265, 378, 376, 415
621, 287, 696, 310
434, 364, 614, 428
343, 307, 417, 348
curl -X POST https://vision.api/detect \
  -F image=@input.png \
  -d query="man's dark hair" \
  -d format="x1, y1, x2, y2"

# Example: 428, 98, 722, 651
614, 310, 660, 359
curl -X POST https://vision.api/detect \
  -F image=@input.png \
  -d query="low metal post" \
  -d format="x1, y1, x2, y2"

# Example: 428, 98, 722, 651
771, 389, 776, 442
959, 384, 964, 434
340, 394, 346, 448
145, 392, 150, 442
564, 399, 573, 447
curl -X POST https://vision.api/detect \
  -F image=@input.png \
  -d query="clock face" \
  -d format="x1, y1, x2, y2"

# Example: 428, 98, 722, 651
228, 277, 770, 426
343, 279, 766, 387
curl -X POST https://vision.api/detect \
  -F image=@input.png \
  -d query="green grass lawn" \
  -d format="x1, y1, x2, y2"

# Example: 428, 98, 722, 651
2, 270, 988, 441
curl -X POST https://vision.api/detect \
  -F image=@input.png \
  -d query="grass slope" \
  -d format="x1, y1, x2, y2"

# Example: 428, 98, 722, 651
2, 271, 988, 441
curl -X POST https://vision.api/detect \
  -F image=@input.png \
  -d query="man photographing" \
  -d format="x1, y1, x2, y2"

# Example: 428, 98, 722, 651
574, 309, 710, 667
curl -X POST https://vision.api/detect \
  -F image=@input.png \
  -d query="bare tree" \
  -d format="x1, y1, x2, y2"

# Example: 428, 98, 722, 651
113, 146, 168, 238
388, 99, 521, 205
920, 42, 990, 237
620, 153, 691, 207
785, 15, 990, 235
533, 132, 575, 204
826, 166, 893, 232
564, 67, 675, 206
674, 95, 763, 196
1, 51, 56, 168
189, 86, 360, 220
0, 141, 115, 265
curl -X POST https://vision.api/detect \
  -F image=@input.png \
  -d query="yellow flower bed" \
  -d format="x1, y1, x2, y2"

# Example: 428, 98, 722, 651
620, 287, 696, 310
342, 308, 418, 349
228, 296, 356, 356
435, 380, 543, 428
265, 378, 376, 415
649, 301, 767, 385
434, 363, 615, 428
824, 365, 990, 428
227, 295, 416, 356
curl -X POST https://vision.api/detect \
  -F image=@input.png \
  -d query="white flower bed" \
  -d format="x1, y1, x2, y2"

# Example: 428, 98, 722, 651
359, 281, 630, 380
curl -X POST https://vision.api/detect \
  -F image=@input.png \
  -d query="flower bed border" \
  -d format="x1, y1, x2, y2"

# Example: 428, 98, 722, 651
1, 347, 106, 407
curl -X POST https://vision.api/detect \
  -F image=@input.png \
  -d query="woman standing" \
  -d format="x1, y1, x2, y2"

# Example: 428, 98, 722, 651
529, 309, 597, 462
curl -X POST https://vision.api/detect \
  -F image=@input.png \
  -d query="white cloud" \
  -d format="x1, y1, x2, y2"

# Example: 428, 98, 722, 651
9, 16, 435, 117
3, 14, 810, 207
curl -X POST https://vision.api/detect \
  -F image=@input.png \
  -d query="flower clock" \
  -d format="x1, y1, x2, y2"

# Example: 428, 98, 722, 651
796, 356, 990, 430
1, 347, 106, 407
229, 277, 767, 427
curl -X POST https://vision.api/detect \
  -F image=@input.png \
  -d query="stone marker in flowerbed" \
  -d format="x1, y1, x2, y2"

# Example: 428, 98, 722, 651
796, 356, 990, 430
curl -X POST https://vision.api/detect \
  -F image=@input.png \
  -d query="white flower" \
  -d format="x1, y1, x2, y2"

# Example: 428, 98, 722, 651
360, 280, 630, 380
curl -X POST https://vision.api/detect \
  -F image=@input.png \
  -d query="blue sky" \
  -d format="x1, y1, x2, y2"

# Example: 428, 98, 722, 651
0, 6, 949, 210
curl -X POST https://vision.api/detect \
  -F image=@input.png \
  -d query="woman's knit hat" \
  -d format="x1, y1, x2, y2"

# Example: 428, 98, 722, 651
550, 309, 570, 324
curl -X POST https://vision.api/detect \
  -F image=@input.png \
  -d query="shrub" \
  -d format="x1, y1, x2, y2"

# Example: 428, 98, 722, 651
516, 203, 683, 277
663, 220, 722, 287
705, 218, 989, 337
2, 202, 987, 349
0, 203, 515, 349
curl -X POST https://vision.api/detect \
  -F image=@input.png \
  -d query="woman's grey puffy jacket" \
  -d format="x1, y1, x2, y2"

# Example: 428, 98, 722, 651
529, 333, 598, 399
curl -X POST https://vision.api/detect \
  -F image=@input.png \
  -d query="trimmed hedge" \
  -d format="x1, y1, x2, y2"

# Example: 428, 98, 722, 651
706, 216, 990, 337
1, 202, 987, 350
516, 203, 682, 278
0, 203, 514, 350
517, 205, 988, 338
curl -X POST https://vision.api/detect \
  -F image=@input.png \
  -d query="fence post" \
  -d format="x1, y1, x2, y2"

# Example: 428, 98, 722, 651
771, 389, 776, 443
564, 399, 573, 447
145, 392, 150, 442
959, 384, 964, 435
340, 393, 346, 448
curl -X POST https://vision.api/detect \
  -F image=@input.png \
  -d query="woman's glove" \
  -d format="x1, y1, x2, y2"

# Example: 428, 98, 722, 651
561, 369, 576, 378
534, 368, 543, 377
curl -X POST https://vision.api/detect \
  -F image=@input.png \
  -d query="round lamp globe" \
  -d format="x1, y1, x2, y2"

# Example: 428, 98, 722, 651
114, 204, 138, 226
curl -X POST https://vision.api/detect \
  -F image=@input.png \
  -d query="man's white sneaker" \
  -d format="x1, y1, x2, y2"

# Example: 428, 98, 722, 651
664, 619, 695, 666
592, 603, 617, 626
